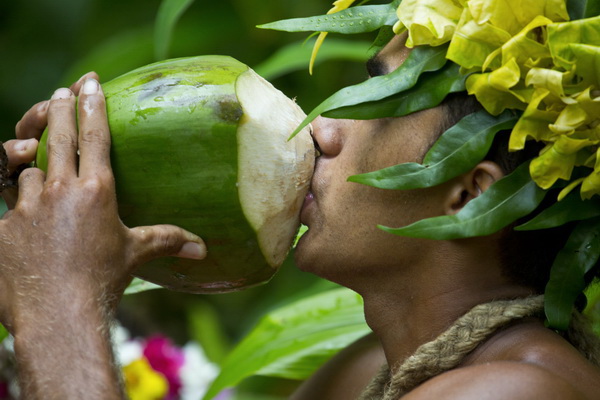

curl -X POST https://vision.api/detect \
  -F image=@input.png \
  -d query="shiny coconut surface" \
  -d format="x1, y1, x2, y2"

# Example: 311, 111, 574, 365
36, 56, 315, 293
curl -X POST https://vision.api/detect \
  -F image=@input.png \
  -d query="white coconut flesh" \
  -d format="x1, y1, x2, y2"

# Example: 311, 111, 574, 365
235, 69, 315, 268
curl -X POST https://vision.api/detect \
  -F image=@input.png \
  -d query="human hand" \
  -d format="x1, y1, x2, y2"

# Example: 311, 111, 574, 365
2, 72, 100, 208
0, 79, 207, 335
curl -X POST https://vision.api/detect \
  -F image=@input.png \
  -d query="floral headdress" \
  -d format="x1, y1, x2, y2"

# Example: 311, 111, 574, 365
261, 0, 600, 331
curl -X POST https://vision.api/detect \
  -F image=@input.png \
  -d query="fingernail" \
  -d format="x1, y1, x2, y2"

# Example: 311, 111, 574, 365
51, 88, 72, 100
176, 242, 206, 260
82, 78, 99, 95
37, 101, 49, 113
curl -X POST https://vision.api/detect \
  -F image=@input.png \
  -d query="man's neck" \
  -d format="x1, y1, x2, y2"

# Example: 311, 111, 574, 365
356, 240, 535, 370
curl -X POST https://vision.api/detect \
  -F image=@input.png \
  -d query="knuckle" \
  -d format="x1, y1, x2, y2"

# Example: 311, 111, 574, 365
47, 133, 76, 149
44, 178, 66, 195
142, 228, 179, 254
81, 176, 105, 195
80, 127, 110, 146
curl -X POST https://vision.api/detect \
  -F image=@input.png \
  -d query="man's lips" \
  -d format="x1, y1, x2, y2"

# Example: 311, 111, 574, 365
300, 191, 315, 225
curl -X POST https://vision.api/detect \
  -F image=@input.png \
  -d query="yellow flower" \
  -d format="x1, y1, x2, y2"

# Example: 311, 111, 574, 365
393, 0, 465, 47
123, 359, 169, 400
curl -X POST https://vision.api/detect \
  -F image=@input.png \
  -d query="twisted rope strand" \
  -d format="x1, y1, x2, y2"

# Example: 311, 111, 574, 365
359, 296, 545, 400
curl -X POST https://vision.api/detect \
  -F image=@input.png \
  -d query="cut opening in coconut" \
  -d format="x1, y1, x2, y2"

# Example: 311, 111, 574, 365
236, 69, 315, 267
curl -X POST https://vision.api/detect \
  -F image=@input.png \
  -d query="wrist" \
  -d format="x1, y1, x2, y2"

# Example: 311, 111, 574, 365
12, 293, 123, 399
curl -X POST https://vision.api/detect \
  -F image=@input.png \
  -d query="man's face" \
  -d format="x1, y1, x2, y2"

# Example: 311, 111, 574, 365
295, 35, 451, 285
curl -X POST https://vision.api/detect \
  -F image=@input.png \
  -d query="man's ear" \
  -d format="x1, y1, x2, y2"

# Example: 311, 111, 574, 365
444, 161, 504, 215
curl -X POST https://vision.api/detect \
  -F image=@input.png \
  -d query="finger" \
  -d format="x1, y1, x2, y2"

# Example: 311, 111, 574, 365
3, 139, 38, 173
46, 88, 77, 181
128, 224, 207, 266
15, 100, 49, 140
70, 71, 100, 96
15, 168, 45, 208
77, 78, 111, 178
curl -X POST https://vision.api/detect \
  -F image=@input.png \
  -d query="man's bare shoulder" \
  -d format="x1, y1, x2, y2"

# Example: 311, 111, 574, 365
403, 361, 589, 400
404, 321, 600, 400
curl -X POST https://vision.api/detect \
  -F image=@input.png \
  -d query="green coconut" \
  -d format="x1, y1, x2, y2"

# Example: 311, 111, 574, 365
36, 55, 315, 293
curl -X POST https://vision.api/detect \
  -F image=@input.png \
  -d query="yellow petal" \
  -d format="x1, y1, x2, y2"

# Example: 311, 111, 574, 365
467, 0, 568, 36
466, 57, 529, 114
509, 88, 558, 150
530, 135, 595, 189
396, 0, 464, 47
557, 177, 585, 201
123, 359, 168, 400
581, 148, 600, 199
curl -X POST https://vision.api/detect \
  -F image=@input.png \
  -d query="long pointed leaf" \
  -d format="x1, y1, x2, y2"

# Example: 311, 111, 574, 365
202, 288, 369, 400
545, 217, 600, 330
290, 45, 449, 138
154, 0, 196, 60
324, 63, 467, 119
258, 4, 398, 34
516, 191, 600, 231
379, 162, 547, 239
349, 111, 517, 189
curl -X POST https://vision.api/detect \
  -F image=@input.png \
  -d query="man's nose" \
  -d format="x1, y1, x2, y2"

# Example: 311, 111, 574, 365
311, 116, 346, 157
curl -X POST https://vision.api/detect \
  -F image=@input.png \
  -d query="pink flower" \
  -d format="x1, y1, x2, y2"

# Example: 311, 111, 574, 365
143, 335, 185, 399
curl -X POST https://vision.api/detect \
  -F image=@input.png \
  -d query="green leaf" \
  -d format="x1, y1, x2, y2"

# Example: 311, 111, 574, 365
202, 288, 370, 400
188, 302, 231, 364
348, 110, 518, 189
254, 38, 372, 80
290, 44, 449, 138
154, 0, 196, 60
516, 191, 600, 231
369, 25, 397, 56
0, 324, 7, 342
544, 217, 600, 330
567, 0, 600, 19
379, 162, 547, 239
257, 4, 398, 34
324, 62, 467, 119
124, 278, 162, 295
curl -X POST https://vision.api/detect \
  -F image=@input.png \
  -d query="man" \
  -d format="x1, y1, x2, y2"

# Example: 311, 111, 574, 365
3, 4, 600, 400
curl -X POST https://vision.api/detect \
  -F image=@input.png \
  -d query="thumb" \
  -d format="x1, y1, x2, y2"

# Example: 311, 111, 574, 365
128, 224, 207, 266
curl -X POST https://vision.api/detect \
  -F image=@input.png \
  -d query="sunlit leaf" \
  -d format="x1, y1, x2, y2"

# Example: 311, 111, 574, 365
254, 38, 372, 80
545, 217, 600, 330
202, 288, 370, 400
124, 278, 162, 295
154, 0, 196, 60
258, 4, 398, 34
379, 162, 547, 239
349, 110, 517, 189
0, 325, 7, 342
290, 44, 449, 138
324, 62, 467, 119
516, 190, 600, 231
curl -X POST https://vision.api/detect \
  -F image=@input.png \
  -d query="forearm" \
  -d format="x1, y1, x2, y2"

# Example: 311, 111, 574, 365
12, 291, 124, 399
